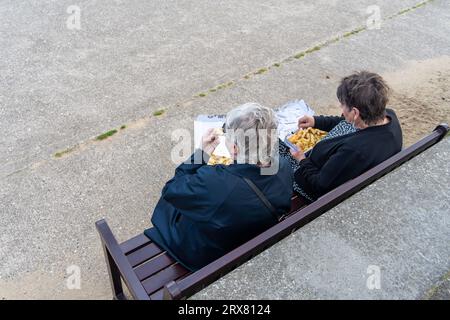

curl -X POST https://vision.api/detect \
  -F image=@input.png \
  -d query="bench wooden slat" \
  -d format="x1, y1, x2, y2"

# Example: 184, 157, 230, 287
127, 242, 163, 267
120, 234, 151, 254
149, 289, 164, 300
134, 252, 177, 281
142, 264, 189, 295
149, 269, 192, 299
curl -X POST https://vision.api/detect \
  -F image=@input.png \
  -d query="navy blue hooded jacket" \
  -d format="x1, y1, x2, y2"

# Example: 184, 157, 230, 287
145, 150, 293, 271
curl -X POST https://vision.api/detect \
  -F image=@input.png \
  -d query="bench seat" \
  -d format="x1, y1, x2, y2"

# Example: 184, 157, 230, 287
96, 124, 448, 300
100, 194, 308, 299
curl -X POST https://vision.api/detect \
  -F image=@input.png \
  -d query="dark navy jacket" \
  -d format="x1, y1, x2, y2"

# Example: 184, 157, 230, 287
145, 150, 293, 271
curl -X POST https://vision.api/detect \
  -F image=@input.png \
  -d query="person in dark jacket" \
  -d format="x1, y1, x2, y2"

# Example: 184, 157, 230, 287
290, 71, 403, 200
145, 103, 293, 271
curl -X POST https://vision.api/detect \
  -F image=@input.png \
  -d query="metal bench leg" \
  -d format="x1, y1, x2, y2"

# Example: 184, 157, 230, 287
102, 244, 126, 300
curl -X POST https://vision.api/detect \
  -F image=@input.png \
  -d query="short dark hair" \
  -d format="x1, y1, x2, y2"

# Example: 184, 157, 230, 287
336, 71, 390, 125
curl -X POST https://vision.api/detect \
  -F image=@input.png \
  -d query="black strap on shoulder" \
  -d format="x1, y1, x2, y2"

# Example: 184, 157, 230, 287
242, 177, 285, 221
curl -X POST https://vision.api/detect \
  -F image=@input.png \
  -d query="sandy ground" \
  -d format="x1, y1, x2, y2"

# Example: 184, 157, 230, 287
386, 56, 450, 146
318, 56, 450, 147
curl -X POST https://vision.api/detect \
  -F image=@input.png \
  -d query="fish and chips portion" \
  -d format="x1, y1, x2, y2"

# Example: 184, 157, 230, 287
207, 128, 233, 166
207, 155, 233, 166
287, 127, 327, 152
206, 122, 327, 165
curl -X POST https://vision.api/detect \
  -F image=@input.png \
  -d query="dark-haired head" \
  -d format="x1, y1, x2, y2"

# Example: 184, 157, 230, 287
337, 71, 390, 126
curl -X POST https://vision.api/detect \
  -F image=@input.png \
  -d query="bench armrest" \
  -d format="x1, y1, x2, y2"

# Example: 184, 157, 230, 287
95, 219, 150, 300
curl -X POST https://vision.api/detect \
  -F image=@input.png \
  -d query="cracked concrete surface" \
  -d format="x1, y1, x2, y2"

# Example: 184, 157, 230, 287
0, 0, 449, 299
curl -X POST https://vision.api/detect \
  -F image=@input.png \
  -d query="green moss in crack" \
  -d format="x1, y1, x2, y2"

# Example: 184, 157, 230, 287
305, 45, 321, 54
255, 68, 268, 75
397, 8, 412, 15
343, 27, 365, 38
96, 129, 118, 141
54, 147, 76, 158
153, 109, 165, 116
294, 52, 306, 59
412, 1, 429, 9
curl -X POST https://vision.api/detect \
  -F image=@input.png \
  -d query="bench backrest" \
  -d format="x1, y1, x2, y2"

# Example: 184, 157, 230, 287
161, 124, 449, 299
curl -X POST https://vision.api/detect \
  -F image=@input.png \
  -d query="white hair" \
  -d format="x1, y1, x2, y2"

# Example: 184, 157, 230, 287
225, 102, 278, 165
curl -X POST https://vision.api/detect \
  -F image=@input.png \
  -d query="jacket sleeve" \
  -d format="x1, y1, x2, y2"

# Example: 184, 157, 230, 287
294, 146, 366, 197
172, 149, 209, 177
313, 115, 345, 132
161, 149, 208, 193
161, 152, 227, 222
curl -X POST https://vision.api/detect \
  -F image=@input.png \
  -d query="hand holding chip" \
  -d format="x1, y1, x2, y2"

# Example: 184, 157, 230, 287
298, 115, 315, 129
202, 128, 221, 155
290, 148, 306, 161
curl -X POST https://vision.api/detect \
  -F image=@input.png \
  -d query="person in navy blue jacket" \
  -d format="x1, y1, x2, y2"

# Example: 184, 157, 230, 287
145, 103, 293, 271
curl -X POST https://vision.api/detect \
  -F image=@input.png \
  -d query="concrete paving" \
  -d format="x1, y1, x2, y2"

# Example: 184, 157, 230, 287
0, 0, 449, 299
0, 0, 426, 177
193, 136, 450, 300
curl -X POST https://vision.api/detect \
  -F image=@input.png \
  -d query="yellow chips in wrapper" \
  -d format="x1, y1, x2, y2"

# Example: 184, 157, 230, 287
207, 127, 233, 166
287, 127, 327, 152
207, 155, 233, 166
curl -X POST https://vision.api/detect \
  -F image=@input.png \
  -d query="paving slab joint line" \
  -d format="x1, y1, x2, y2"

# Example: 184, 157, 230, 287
6, 0, 436, 173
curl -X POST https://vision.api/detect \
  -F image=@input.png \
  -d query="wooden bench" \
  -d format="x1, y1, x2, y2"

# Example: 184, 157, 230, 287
95, 124, 449, 300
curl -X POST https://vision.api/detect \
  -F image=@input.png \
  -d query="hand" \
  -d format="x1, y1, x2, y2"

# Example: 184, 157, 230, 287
298, 115, 315, 129
290, 148, 306, 161
201, 128, 220, 155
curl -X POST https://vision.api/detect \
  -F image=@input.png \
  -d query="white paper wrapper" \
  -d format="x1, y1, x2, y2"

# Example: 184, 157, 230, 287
276, 99, 315, 140
212, 136, 230, 157
194, 114, 226, 149
195, 100, 315, 158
